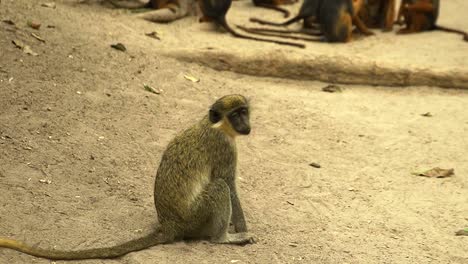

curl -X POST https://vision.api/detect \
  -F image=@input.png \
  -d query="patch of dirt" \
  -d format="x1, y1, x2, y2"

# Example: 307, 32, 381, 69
1, 1, 467, 263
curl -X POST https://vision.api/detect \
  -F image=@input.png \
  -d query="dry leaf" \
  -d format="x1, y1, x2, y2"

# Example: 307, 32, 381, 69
184, 74, 200, 83
421, 112, 433, 117
31, 32, 46, 42
23, 45, 38, 56
12, 40, 38, 56
12, 39, 25, 49
41, 2, 56, 8
39, 179, 52, 184
412, 167, 454, 178
143, 84, 161, 94
145, 31, 161, 40
111, 43, 126, 52
2, 19, 15, 25
309, 162, 321, 168
455, 228, 468, 236
322, 85, 342, 93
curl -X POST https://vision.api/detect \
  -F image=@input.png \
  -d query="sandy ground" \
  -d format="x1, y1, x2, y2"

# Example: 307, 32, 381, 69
0, 0, 467, 263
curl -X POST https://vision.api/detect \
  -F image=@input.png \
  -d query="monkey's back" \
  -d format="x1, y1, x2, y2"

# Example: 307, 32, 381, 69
298, 0, 321, 18
406, 0, 439, 28
199, 0, 232, 19
153, 117, 236, 223
318, 0, 353, 42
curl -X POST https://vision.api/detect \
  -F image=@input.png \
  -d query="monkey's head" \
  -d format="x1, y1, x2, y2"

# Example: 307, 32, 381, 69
209, 94, 251, 137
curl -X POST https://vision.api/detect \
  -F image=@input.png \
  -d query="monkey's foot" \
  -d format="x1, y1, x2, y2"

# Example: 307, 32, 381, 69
134, 8, 188, 23
212, 233, 256, 245
396, 28, 414, 34
362, 30, 376, 36
382, 27, 393, 32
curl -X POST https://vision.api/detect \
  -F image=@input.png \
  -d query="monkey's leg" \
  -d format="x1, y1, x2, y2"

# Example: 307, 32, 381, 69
395, 0, 408, 25
275, 0, 298, 5
352, 16, 375, 36
303, 16, 320, 30
108, 0, 151, 9
134, 3, 191, 22
405, 2, 434, 13
382, 0, 395, 31
189, 179, 253, 245
396, 12, 428, 34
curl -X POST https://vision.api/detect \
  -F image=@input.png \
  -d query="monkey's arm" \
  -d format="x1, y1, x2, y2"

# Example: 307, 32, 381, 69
228, 179, 248, 233
215, 163, 248, 233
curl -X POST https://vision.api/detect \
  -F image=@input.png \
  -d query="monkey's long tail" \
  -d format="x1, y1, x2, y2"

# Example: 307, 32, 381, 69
249, 15, 302, 27
0, 230, 165, 260
237, 25, 322, 36
217, 18, 305, 48
236, 25, 321, 41
255, 4, 291, 18
435, 25, 468, 42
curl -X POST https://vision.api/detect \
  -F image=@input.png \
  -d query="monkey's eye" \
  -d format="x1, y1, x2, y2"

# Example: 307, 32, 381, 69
231, 112, 239, 118
240, 108, 248, 115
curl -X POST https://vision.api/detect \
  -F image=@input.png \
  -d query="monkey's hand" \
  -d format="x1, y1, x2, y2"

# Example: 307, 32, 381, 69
394, 19, 405, 26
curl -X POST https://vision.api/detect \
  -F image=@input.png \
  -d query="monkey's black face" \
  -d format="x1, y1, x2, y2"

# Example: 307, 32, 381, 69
228, 107, 251, 135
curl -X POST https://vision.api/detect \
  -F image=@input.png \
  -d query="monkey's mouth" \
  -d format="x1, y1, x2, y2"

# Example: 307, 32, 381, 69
237, 127, 251, 135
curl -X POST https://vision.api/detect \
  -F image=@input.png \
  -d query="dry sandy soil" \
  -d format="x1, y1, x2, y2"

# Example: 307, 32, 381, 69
1, 0, 467, 263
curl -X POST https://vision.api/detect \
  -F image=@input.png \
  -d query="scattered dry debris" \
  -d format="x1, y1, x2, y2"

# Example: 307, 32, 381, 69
2, 19, 15, 25
12, 39, 25, 49
27, 21, 41, 30
23, 45, 38, 56
31, 32, 46, 42
145, 31, 161, 40
322, 84, 342, 93
230, 260, 240, 263
286, 201, 294, 206
12, 40, 38, 56
288, 242, 299, 247
39, 179, 52, 184
455, 228, 468, 236
309, 162, 321, 168
143, 84, 161, 94
184, 74, 200, 83
421, 112, 433, 117
412, 167, 454, 178
41, 2, 57, 8
110, 43, 126, 52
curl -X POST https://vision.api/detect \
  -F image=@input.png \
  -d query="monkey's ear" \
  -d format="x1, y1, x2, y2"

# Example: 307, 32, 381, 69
209, 109, 222, 123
